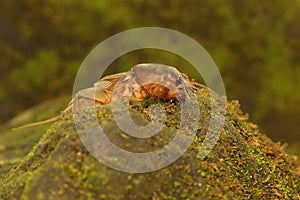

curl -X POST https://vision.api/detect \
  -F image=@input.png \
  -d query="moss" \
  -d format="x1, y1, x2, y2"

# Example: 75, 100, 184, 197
0, 96, 70, 175
0, 89, 299, 199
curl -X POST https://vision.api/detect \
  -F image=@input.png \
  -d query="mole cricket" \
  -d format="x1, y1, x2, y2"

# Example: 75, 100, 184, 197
13, 63, 204, 130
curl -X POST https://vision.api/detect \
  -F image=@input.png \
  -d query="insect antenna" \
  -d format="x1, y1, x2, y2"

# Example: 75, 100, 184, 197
12, 115, 62, 131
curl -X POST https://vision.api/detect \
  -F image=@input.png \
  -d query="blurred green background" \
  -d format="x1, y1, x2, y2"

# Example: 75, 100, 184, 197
0, 1, 299, 153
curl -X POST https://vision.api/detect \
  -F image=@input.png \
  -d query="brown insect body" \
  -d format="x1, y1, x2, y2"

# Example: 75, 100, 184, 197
13, 63, 200, 130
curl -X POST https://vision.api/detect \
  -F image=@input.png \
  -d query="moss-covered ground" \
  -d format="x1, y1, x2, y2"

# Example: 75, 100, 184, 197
0, 88, 299, 199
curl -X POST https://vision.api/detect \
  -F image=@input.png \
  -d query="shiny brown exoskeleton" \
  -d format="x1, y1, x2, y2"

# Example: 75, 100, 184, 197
13, 63, 202, 130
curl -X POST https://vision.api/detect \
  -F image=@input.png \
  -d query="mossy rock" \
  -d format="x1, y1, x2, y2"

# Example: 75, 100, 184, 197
0, 96, 70, 175
0, 88, 299, 199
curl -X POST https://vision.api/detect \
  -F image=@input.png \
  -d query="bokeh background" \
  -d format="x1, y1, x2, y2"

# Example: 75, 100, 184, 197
0, 1, 299, 154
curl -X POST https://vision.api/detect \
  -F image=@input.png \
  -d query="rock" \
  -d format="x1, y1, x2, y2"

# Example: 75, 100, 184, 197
0, 88, 299, 199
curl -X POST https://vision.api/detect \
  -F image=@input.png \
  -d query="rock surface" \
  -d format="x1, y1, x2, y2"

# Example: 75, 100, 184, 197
0, 88, 299, 199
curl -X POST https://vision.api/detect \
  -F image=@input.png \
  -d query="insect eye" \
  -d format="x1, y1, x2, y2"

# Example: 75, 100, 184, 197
176, 76, 182, 86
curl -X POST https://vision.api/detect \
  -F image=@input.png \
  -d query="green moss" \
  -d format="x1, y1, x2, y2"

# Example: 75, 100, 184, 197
0, 90, 299, 199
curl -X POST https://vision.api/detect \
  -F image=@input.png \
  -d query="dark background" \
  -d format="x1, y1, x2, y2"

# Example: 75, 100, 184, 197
0, 1, 299, 153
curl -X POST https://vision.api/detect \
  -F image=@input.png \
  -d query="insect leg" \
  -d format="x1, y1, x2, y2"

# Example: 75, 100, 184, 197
70, 87, 111, 113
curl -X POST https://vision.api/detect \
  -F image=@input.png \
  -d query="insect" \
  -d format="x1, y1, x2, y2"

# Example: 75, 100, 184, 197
13, 63, 202, 130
